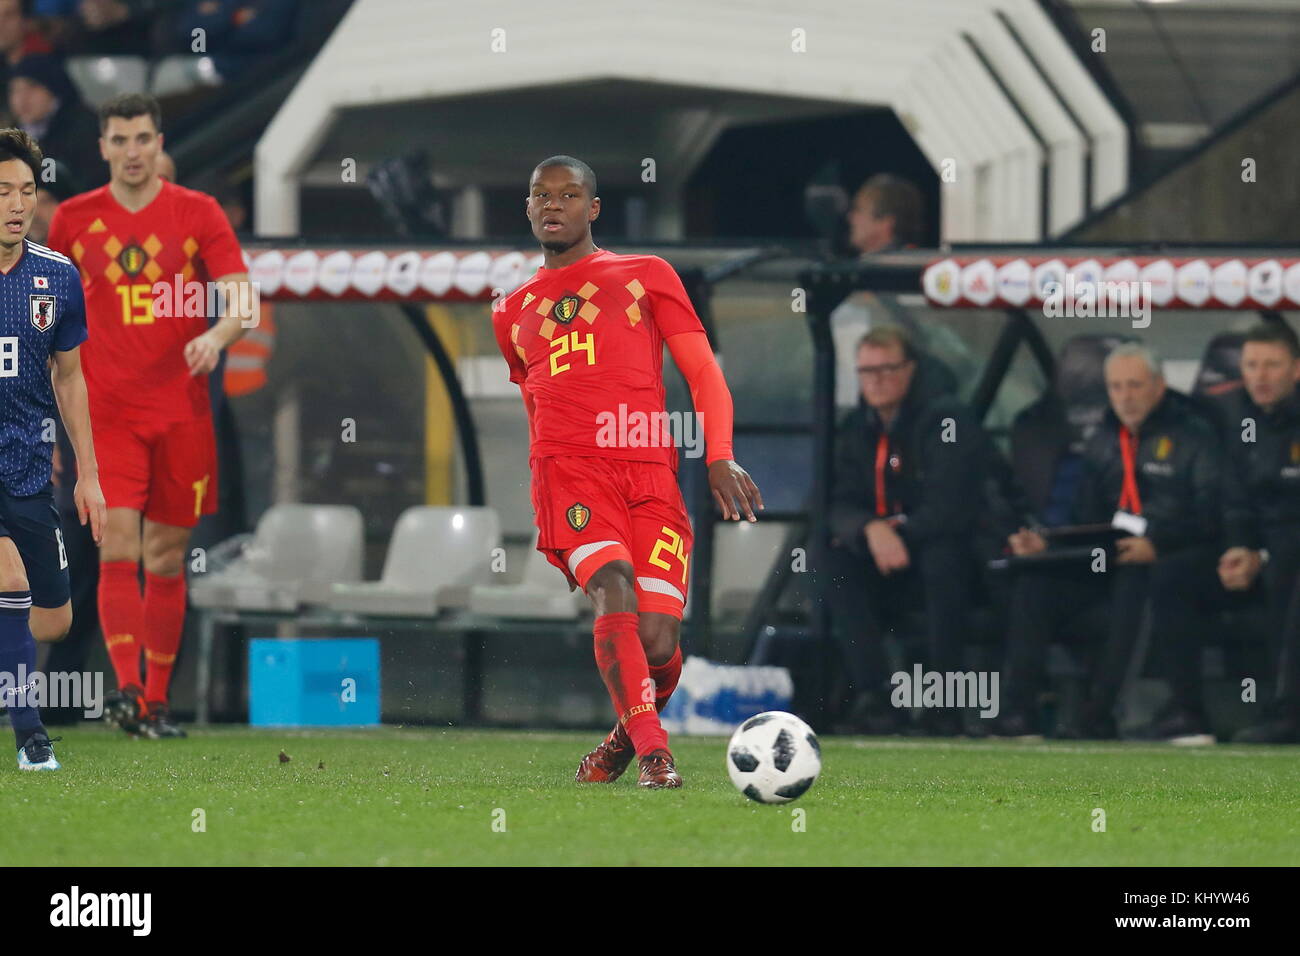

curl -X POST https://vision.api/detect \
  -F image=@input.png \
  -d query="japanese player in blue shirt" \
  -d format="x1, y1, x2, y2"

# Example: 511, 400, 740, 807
0, 129, 106, 771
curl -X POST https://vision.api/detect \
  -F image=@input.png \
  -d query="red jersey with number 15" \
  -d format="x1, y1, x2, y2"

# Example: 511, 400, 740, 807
46, 180, 246, 424
492, 249, 706, 470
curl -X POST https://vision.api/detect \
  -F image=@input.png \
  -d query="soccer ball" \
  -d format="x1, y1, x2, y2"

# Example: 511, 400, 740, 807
726, 711, 821, 804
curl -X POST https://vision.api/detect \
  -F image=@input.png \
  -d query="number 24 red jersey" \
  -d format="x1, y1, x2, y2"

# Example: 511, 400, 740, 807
492, 249, 705, 469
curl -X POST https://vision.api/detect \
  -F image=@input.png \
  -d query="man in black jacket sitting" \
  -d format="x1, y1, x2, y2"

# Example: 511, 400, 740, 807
1000, 343, 1223, 740
1217, 323, 1300, 743
826, 326, 990, 735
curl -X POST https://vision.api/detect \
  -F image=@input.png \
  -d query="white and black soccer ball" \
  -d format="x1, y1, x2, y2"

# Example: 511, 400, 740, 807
726, 711, 821, 804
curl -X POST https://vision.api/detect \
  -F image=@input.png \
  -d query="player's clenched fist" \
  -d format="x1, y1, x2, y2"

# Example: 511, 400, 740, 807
709, 459, 764, 522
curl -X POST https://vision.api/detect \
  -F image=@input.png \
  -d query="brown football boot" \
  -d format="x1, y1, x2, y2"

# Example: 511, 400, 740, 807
575, 722, 636, 783
637, 749, 683, 789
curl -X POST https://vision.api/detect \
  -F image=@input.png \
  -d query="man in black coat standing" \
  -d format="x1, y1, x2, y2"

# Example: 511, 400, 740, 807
825, 326, 990, 735
1000, 343, 1223, 740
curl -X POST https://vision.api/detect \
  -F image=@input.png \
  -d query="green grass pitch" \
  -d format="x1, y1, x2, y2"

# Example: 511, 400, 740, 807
2, 726, 1297, 866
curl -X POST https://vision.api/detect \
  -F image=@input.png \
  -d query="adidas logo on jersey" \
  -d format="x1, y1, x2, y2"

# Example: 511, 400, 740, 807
89, 218, 106, 233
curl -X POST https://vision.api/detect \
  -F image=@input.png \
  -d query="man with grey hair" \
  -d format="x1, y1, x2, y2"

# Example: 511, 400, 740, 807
997, 341, 1224, 740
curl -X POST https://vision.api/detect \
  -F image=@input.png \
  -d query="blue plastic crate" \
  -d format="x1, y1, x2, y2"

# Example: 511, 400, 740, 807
249, 638, 380, 727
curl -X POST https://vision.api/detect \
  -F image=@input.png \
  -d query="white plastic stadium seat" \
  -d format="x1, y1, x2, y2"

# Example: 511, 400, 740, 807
327, 507, 501, 617
710, 521, 790, 616
66, 56, 148, 108
468, 532, 582, 620
189, 505, 364, 612
149, 55, 223, 98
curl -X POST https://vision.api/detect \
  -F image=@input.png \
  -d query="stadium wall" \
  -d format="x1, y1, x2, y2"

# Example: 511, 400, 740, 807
1069, 80, 1300, 244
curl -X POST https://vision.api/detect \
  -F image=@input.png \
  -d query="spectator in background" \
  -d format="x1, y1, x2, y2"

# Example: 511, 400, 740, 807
35, 1, 194, 56
1, 1, 53, 60
999, 344, 1224, 740
176, 0, 297, 80
1219, 323, 1300, 743
73, 0, 131, 29
0, 0, 54, 122
35, 1, 143, 54
29, 156, 77, 241
847, 173, 924, 255
9, 52, 104, 185
826, 326, 991, 736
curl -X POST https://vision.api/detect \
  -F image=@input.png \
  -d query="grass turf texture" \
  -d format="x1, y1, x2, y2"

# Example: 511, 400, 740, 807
1, 726, 1297, 866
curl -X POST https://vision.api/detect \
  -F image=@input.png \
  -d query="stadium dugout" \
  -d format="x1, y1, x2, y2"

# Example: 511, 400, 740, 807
790, 248, 1296, 725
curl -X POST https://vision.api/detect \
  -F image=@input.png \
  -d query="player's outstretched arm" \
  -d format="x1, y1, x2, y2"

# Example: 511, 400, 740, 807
184, 271, 253, 375
51, 346, 106, 544
666, 330, 764, 522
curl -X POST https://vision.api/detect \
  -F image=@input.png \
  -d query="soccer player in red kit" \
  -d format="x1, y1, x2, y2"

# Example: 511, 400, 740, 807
46, 94, 250, 738
492, 156, 763, 788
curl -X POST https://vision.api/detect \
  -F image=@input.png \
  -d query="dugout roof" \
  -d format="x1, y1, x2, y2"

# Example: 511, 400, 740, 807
255, 0, 1127, 243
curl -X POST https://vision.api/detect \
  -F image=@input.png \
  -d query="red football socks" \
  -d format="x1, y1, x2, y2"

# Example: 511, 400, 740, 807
649, 644, 682, 712
98, 561, 144, 690
143, 572, 187, 705
593, 612, 668, 756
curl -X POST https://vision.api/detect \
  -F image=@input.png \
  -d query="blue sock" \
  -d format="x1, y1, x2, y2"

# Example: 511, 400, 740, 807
0, 591, 41, 747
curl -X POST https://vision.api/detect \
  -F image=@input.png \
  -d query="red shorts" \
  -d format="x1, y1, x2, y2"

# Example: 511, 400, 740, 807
531, 456, 692, 619
95, 415, 218, 527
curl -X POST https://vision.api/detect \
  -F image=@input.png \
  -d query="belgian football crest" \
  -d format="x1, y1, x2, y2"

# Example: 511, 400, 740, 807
118, 243, 147, 277
1155, 436, 1173, 460
30, 294, 55, 331
566, 502, 591, 531
553, 294, 580, 324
